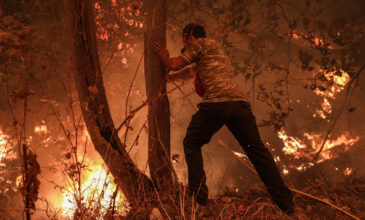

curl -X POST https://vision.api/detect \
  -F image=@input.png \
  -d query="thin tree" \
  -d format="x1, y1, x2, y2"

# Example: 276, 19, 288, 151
67, 0, 154, 208
144, 0, 176, 191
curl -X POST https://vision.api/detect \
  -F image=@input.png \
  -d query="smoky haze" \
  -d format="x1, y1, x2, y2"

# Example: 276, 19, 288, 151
0, 0, 364, 218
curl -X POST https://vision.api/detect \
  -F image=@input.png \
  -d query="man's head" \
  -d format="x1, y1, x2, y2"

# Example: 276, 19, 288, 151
182, 23, 206, 47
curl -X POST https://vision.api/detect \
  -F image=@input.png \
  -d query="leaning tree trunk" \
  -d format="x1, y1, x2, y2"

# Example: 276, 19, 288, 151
144, 0, 176, 190
67, 0, 154, 206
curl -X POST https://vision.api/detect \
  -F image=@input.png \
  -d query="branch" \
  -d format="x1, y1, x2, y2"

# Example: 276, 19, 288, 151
116, 100, 148, 132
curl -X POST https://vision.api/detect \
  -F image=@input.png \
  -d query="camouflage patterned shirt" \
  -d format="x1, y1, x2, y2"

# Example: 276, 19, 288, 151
181, 38, 246, 103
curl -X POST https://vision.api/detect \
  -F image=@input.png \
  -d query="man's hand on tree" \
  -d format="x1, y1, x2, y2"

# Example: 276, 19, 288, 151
153, 42, 169, 61
153, 42, 188, 71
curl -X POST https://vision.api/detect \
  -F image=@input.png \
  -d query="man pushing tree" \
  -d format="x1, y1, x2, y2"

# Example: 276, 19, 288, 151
153, 23, 294, 215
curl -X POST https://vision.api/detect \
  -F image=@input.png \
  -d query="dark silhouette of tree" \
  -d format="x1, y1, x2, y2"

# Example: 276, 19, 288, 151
67, 0, 155, 209
144, 0, 176, 191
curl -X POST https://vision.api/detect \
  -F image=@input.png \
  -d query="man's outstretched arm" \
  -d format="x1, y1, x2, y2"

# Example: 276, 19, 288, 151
153, 42, 188, 71
167, 67, 195, 82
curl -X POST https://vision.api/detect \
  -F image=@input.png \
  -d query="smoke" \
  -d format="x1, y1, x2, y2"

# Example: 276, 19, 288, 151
0, 0, 365, 218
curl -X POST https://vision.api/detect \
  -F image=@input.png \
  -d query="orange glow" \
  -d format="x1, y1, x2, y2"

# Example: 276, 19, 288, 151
61, 158, 128, 219
34, 124, 48, 135
278, 129, 359, 165
290, 33, 327, 48
234, 151, 248, 159
304, 132, 359, 162
56, 128, 128, 218
0, 130, 8, 162
291, 33, 300, 39
344, 167, 352, 176
313, 69, 350, 119
276, 68, 359, 171
283, 168, 289, 175
0, 130, 15, 165
277, 129, 306, 157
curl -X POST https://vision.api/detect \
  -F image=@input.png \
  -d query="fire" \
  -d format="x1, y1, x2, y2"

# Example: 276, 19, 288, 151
34, 123, 48, 135
290, 32, 327, 48
61, 158, 128, 219
277, 129, 306, 157
0, 129, 15, 166
0, 130, 9, 163
313, 69, 350, 97
304, 132, 359, 162
283, 168, 289, 175
59, 127, 127, 218
313, 69, 350, 119
344, 167, 353, 176
278, 129, 359, 164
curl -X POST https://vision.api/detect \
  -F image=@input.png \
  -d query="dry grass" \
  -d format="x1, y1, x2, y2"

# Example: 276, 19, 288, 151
122, 182, 365, 220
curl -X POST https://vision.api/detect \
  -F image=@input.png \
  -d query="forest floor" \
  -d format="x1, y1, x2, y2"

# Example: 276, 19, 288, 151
142, 182, 365, 220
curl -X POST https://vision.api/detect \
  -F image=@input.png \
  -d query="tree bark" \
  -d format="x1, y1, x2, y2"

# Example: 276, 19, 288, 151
144, 0, 176, 190
67, 0, 153, 205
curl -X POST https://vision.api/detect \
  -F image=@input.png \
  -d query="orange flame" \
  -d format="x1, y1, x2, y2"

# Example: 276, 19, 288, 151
61, 158, 128, 219
344, 167, 353, 176
0, 130, 8, 163
58, 128, 128, 218
313, 69, 350, 119
278, 129, 359, 164
304, 132, 359, 162
277, 129, 306, 158
34, 124, 48, 135
0, 130, 15, 165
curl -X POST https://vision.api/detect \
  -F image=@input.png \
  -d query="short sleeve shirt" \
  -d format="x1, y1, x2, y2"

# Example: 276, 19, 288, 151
181, 38, 246, 103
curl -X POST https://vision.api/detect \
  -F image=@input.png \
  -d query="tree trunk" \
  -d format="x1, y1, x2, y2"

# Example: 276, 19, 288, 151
144, 0, 176, 190
67, 0, 153, 206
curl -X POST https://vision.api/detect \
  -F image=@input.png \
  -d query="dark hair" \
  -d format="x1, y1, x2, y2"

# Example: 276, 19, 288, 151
183, 23, 206, 40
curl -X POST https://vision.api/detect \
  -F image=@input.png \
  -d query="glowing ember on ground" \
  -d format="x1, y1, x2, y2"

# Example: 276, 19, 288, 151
61, 159, 128, 219
277, 129, 306, 157
344, 167, 353, 176
283, 168, 289, 175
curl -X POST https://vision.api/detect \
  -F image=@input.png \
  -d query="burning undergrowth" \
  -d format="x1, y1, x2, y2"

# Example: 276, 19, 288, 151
60, 157, 128, 219
272, 68, 360, 176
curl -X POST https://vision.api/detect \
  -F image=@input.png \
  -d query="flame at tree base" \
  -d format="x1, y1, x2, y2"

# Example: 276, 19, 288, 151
61, 159, 129, 219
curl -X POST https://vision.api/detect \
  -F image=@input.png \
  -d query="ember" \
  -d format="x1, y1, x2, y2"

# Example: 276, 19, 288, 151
34, 123, 48, 135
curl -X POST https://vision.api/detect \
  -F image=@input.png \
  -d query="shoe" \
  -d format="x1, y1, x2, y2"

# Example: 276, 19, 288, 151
194, 190, 208, 206
188, 188, 208, 206
276, 201, 295, 216
282, 205, 295, 216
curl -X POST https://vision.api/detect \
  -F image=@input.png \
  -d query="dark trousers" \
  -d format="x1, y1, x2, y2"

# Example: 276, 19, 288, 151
183, 101, 293, 209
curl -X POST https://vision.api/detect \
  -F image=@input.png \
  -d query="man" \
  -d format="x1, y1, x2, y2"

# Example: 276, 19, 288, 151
153, 23, 294, 214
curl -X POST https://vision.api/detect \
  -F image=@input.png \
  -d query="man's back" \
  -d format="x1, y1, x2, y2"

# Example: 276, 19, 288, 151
181, 38, 247, 103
